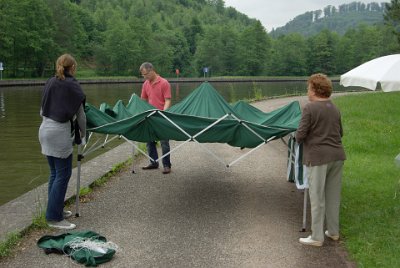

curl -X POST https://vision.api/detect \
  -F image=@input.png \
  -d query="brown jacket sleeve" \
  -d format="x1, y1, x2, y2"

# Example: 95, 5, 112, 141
295, 104, 310, 144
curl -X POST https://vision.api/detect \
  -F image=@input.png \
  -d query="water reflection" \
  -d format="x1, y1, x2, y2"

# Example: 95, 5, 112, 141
174, 83, 180, 101
0, 90, 5, 118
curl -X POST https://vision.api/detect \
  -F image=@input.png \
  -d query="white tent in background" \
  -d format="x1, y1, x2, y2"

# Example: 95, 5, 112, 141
340, 54, 400, 92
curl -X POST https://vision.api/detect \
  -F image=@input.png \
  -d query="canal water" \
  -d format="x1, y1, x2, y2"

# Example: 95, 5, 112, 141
0, 80, 352, 205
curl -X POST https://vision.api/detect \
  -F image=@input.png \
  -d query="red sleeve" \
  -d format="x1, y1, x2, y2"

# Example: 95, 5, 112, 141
162, 80, 171, 99
141, 82, 148, 99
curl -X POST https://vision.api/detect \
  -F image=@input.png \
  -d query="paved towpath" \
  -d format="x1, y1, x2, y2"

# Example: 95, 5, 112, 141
0, 95, 356, 268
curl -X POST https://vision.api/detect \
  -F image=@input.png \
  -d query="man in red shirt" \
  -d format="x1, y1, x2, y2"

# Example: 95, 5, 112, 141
140, 62, 172, 174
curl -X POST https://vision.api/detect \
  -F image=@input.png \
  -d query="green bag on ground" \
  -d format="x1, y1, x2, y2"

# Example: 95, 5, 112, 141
37, 230, 116, 267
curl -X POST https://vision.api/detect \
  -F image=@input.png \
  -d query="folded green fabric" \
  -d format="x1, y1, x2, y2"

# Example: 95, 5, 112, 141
37, 230, 116, 267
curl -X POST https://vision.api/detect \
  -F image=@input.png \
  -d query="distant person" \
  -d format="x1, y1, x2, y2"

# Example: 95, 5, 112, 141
139, 62, 172, 174
296, 73, 346, 246
38, 54, 86, 230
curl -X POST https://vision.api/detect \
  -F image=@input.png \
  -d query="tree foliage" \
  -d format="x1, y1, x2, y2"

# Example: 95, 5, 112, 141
0, 0, 398, 78
384, 0, 400, 43
272, 2, 387, 37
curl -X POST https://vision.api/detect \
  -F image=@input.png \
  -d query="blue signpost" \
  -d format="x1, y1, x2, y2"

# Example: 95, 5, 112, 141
0, 62, 3, 80
203, 67, 208, 78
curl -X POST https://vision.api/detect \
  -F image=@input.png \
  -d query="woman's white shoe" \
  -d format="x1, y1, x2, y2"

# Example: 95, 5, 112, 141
299, 235, 323, 246
47, 219, 76, 230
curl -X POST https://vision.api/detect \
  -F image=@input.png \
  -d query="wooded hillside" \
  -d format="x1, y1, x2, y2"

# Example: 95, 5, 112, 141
0, 0, 398, 78
271, 2, 386, 37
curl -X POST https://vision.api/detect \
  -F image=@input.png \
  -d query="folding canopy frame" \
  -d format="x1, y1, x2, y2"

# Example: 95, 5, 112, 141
74, 82, 308, 230
132, 109, 282, 168
286, 133, 309, 231
74, 133, 121, 216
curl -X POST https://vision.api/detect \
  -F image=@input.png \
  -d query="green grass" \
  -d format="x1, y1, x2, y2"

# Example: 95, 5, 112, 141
333, 92, 400, 267
91, 158, 132, 187
0, 233, 21, 258
76, 68, 98, 78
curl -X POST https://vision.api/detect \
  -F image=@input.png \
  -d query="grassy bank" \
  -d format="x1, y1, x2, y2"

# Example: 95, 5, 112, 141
333, 92, 400, 267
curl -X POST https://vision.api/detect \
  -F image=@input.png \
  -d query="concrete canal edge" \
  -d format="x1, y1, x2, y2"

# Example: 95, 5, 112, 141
0, 142, 133, 244
0, 77, 338, 87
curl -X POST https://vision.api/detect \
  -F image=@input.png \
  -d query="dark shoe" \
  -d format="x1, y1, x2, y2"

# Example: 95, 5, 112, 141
142, 163, 159, 170
162, 167, 171, 174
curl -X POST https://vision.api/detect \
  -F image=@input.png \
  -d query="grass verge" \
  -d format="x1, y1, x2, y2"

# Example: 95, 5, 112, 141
333, 91, 400, 268
0, 233, 21, 258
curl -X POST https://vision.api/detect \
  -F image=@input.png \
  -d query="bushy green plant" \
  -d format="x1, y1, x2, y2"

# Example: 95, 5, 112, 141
252, 82, 263, 100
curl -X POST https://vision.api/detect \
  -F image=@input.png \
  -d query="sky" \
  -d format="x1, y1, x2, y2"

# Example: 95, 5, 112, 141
223, 0, 390, 32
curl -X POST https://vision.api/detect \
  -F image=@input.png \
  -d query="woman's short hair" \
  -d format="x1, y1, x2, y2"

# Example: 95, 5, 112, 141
55, 54, 77, 80
307, 73, 332, 98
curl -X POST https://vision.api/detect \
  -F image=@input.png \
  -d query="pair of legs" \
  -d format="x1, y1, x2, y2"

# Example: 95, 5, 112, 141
307, 160, 344, 242
146, 140, 171, 168
46, 154, 72, 222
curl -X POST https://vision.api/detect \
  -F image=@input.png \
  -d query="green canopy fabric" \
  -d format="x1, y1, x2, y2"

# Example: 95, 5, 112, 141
85, 82, 301, 148
168, 82, 239, 118
37, 231, 116, 267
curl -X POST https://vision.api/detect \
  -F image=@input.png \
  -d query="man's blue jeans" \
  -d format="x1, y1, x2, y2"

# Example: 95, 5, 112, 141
45, 154, 72, 221
146, 140, 171, 168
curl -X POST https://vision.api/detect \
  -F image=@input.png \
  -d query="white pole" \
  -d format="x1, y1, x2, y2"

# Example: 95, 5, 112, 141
75, 145, 83, 217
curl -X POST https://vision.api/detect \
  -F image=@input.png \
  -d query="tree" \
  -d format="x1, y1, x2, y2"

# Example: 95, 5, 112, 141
219, 26, 239, 76
350, 24, 381, 64
324, 5, 333, 17
334, 30, 356, 73
314, 10, 322, 21
194, 26, 224, 76
26, 0, 58, 77
0, 0, 56, 77
270, 33, 307, 76
46, 0, 90, 57
168, 32, 192, 76
146, 31, 175, 77
237, 21, 271, 76
96, 12, 139, 75
208, 0, 224, 14
307, 29, 338, 75
183, 17, 203, 55
384, 0, 400, 44
339, 23, 399, 73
